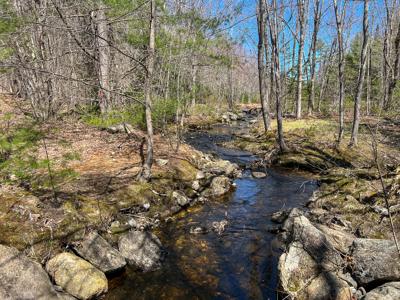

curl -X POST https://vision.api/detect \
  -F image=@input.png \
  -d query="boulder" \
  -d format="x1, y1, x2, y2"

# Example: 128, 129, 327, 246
107, 123, 134, 134
315, 224, 355, 254
46, 252, 108, 300
301, 272, 353, 300
204, 160, 238, 177
363, 281, 400, 300
282, 215, 343, 267
351, 238, 400, 286
278, 242, 351, 300
73, 231, 126, 274
209, 176, 232, 197
118, 231, 163, 272
172, 191, 190, 207
0, 245, 71, 300
279, 242, 318, 296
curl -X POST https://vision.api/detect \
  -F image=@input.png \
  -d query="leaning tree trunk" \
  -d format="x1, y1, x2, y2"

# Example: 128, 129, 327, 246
257, 0, 271, 132
350, 0, 369, 147
138, 0, 156, 182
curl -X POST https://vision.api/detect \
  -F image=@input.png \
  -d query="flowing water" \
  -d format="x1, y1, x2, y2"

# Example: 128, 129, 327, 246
106, 124, 317, 300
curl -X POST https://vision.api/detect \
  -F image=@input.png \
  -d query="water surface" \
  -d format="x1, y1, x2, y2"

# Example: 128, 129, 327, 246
106, 125, 317, 300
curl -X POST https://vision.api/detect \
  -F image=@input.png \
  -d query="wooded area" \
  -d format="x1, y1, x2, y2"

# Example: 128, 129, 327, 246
0, 0, 399, 299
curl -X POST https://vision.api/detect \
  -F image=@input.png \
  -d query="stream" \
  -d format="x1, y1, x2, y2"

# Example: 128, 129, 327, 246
105, 124, 317, 300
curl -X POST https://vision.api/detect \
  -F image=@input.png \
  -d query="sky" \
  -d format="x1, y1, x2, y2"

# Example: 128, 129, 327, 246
223, 0, 386, 59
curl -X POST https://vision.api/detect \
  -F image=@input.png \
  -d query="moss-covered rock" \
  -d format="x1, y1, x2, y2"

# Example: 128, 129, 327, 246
46, 252, 108, 300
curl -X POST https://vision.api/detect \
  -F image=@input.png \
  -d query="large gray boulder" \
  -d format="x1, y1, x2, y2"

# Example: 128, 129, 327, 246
351, 238, 400, 286
279, 215, 351, 299
315, 224, 355, 254
363, 281, 400, 300
118, 231, 163, 272
279, 242, 351, 300
46, 252, 108, 300
0, 245, 72, 300
283, 215, 343, 270
73, 231, 126, 274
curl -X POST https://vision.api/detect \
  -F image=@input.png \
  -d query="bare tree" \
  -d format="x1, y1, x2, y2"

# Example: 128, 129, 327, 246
349, 0, 369, 147
382, 0, 395, 110
295, 0, 308, 119
385, 8, 400, 110
333, 0, 347, 143
266, 0, 288, 152
307, 0, 323, 115
138, 0, 156, 182
257, 0, 271, 132
93, 2, 111, 114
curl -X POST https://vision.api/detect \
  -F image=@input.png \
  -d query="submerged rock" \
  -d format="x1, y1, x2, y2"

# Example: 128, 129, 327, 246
363, 281, 400, 300
46, 252, 108, 300
0, 245, 71, 300
190, 226, 208, 234
211, 220, 228, 235
351, 238, 400, 286
271, 210, 289, 224
252, 171, 267, 178
73, 231, 126, 274
118, 231, 163, 272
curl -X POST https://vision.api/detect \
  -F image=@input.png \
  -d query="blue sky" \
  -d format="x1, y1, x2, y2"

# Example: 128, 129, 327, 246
224, 0, 385, 59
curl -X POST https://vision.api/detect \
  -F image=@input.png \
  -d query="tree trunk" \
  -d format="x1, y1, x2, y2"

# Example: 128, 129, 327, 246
333, 0, 346, 144
382, 0, 394, 109
386, 15, 400, 110
138, 0, 156, 182
318, 38, 336, 112
266, 0, 288, 152
257, 0, 271, 132
307, 0, 322, 115
295, 0, 307, 119
350, 0, 369, 147
366, 44, 372, 115
95, 2, 111, 114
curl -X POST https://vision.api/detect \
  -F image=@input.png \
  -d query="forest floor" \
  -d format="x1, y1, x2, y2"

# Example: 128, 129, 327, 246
224, 105, 400, 240
0, 96, 232, 262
